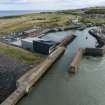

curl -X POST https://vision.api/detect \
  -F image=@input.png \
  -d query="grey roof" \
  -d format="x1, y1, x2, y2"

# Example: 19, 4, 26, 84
21, 37, 42, 43
24, 29, 38, 34
34, 40, 57, 46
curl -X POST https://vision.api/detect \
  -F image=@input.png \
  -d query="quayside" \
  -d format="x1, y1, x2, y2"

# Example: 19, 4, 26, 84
16, 27, 105, 105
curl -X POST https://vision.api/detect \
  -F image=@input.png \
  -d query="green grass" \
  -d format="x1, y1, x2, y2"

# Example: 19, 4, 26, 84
80, 18, 105, 25
85, 8, 105, 14
0, 13, 71, 35
0, 43, 44, 64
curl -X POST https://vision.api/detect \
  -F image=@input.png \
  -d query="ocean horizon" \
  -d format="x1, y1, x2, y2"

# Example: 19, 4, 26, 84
0, 10, 56, 17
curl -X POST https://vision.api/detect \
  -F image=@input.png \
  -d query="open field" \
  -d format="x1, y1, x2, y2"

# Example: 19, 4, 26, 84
0, 13, 72, 36
1, 8, 105, 36
0, 43, 44, 64
80, 18, 105, 25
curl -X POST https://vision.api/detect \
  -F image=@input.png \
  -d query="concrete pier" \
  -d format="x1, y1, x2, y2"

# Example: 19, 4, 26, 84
24, 46, 65, 93
101, 45, 105, 53
1, 35, 75, 105
1, 47, 65, 105
69, 47, 105, 74
59, 35, 76, 47
69, 48, 84, 73
84, 48, 104, 57
17, 64, 42, 87
17, 35, 75, 86
1, 86, 26, 105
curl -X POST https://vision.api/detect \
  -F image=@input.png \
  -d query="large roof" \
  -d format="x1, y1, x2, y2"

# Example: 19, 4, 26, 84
21, 37, 58, 45
24, 29, 38, 34
22, 37, 42, 43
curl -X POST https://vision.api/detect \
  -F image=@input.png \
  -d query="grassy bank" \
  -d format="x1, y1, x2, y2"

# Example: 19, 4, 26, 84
0, 13, 72, 36
0, 43, 44, 64
80, 18, 105, 25
1, 9, 105, 35
85, 8, 105, 14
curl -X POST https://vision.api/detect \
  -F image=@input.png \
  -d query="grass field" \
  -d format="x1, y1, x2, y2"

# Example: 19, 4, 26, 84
0, 12, 73, 64
0, 43, 44, 64
0, 13, 73, 36
80, 18, 105, 25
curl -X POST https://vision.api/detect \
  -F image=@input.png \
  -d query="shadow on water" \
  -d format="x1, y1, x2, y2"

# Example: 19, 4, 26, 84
18, 27, 105, 105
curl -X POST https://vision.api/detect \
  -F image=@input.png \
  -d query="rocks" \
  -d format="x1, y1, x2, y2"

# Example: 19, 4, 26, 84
89, 29, 105, 47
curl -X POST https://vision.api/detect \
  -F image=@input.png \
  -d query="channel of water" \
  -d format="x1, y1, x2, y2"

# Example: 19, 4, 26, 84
18, 27, 105, 105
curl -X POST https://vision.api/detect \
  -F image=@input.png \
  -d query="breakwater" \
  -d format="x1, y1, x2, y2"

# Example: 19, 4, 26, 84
16, 27, 103, 105
69, 46, 105, 73
89, 29, 105, 47
1, 35, 75, 105
69, 48, 84, 73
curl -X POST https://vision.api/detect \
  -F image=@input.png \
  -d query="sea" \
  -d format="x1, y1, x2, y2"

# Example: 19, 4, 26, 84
0, 10, 55, 17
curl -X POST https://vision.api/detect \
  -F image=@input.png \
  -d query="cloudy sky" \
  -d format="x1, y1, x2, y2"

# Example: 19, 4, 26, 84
0, 0, 105, 10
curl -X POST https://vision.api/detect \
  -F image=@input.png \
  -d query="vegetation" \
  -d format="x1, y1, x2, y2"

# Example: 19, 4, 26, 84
58, 10, 82, 15
0, 13, 72, 36
80, 18, 105, 25
1, 7, 105, 36
78, 7, 105, 25
85, 8, 105, 14
0, 43, 44, 64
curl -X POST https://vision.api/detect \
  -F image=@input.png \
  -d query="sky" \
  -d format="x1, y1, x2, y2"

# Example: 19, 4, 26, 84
0, 0, 105, 10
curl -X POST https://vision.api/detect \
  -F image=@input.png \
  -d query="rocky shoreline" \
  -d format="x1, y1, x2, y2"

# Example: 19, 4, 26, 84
89, 28, 105, 47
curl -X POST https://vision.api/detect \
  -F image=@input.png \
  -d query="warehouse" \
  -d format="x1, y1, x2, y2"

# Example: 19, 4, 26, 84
21, 37, 42, 51
21, 37, 58, 54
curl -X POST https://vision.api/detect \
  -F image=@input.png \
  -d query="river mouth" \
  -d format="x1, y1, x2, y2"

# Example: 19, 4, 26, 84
17, 27, 105, 105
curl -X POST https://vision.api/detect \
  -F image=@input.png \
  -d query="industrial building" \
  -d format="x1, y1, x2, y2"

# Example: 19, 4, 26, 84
33, 40, 58, 55
21, 37, 58, 54
21, 37, 42, 51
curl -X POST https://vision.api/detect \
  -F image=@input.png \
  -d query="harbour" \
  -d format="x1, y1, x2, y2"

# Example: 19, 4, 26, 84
15, 27, 105, 105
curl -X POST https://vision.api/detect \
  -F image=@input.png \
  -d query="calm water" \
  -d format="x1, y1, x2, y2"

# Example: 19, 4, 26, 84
43, 30, 74, 42
0, 10, 56, 17
18, 27, 105, 105
0, 11, 35, 17
0, 11, 39, 17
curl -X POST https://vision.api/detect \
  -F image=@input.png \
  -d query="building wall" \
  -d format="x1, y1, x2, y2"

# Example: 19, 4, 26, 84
21, 40, 33, 51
